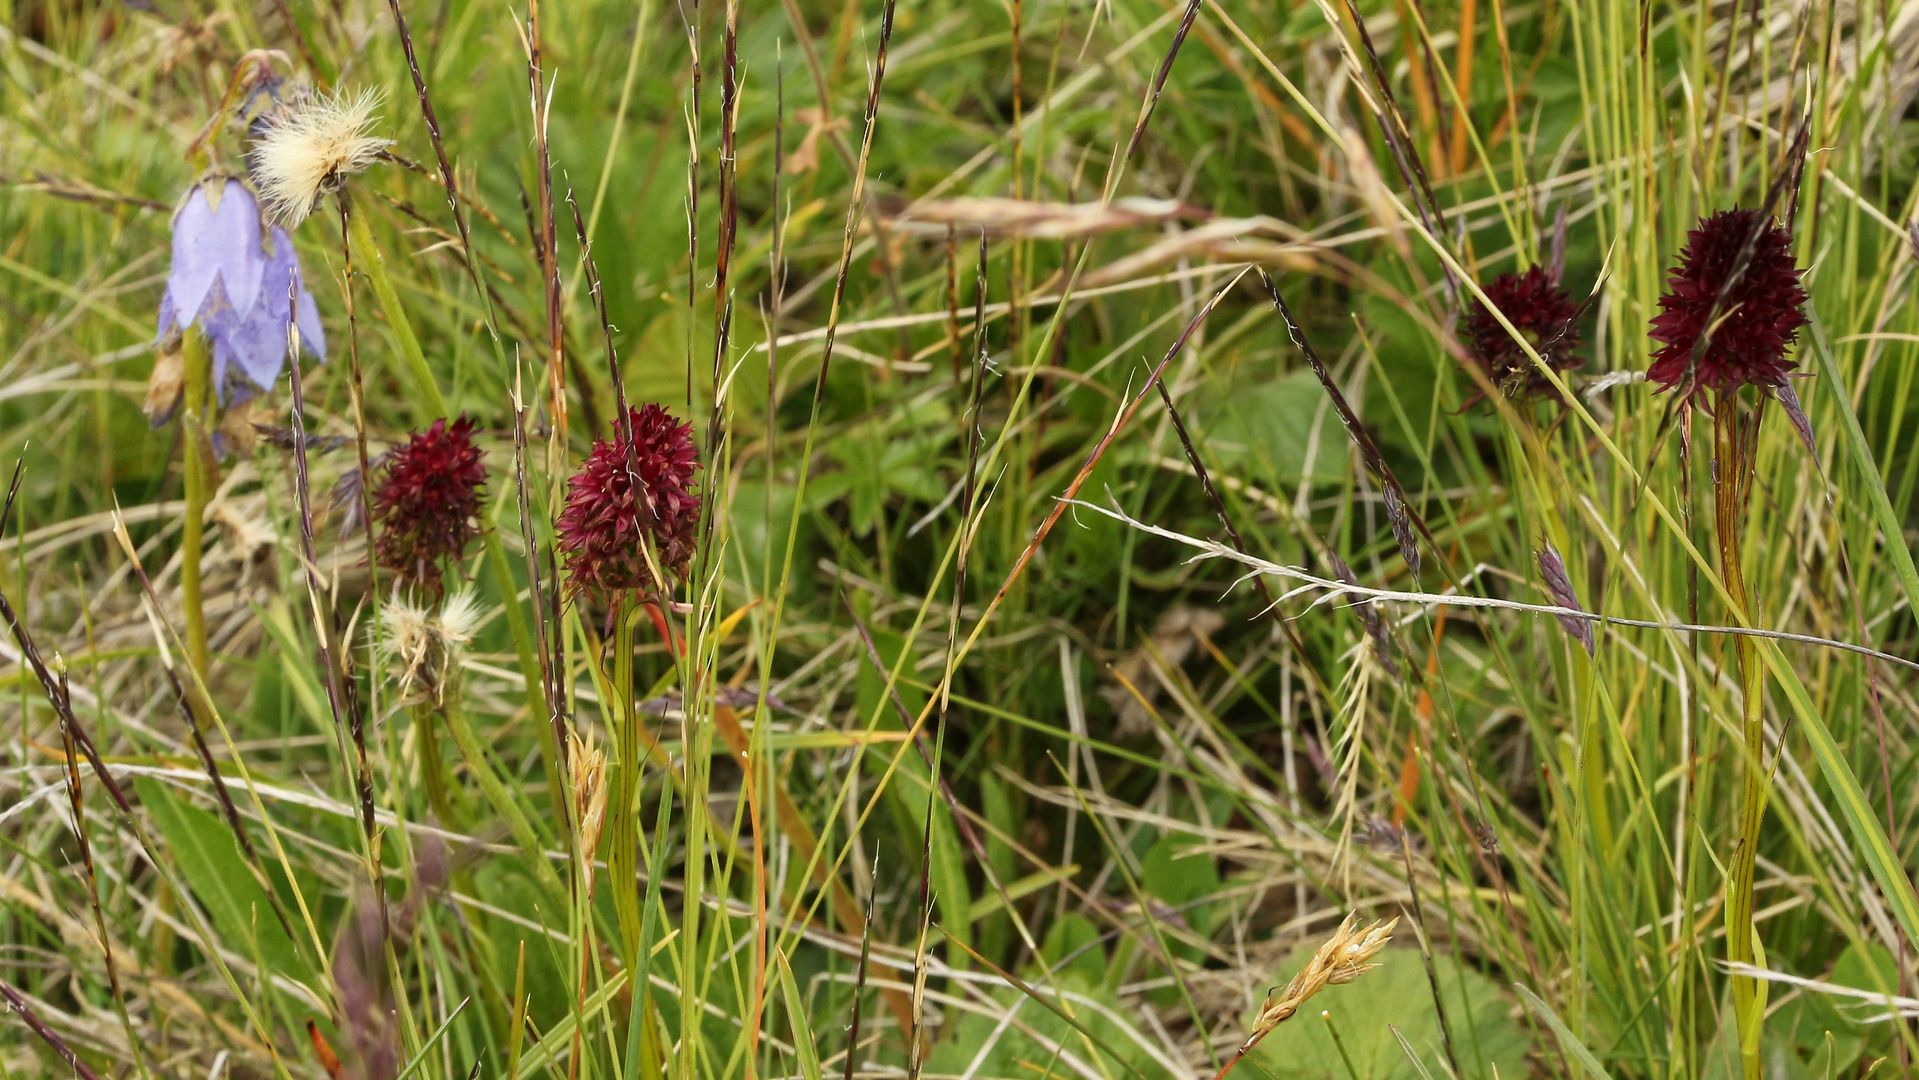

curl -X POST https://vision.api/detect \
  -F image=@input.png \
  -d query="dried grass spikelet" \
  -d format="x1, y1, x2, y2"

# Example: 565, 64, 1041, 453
144, 342, 186, 427
1237, 913, 1397, 1055
249, 87, 392, 226
568, 728, 609, 894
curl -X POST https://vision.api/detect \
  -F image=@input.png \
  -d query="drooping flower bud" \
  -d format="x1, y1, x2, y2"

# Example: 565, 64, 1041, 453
557, 404, 701, 598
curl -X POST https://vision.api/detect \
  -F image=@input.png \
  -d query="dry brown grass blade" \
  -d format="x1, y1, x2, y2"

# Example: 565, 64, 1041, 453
889, 195, 1209, 239
707, 704, 917, 1033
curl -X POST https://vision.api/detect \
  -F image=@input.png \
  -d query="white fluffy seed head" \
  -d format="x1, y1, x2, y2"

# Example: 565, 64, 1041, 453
249, 87, 392, 226
379, 587, 480, 697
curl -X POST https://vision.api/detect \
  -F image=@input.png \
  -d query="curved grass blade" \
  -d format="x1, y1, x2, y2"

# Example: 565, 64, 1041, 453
1516, 983, 1615, 1080
773, 949, 824, 1080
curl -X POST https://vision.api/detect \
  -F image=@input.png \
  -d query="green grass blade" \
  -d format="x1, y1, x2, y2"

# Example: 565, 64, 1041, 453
392, 996, 471, 1080
1389, 1024, 1441, 1080
773, 948, 823, 1080
1763, 643, 1919, 948
1516, 984, 1615, 1080
1806, 306, 1919, 608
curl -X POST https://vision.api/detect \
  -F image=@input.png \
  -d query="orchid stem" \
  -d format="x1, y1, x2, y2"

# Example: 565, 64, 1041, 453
179, 329, 214, 704
1717, 390, 1769, 1080
341, 190, 447, 421
608, 592, 644, 965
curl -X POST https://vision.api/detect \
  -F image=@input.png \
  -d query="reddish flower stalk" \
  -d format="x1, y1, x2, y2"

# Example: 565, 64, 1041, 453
372, 415, 487, 596
1646, 207, 1806, 1080
1648, 208, 1807, 398
1464, 265, 1583, 397
557, 404, 700, 598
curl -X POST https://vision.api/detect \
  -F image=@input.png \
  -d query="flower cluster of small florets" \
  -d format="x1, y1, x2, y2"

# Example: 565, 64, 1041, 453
1648, 207, 1807, 395
372, 416, 487, 596
557, 404, 702, 597
1464, 265, 1583, 397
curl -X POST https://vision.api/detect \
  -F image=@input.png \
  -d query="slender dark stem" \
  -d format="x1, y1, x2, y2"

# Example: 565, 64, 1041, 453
843, 857, 877, 1080
56, 709, 145, 1080
511, 374, 570, 790
1123, 0, 1202, 163
384, 0, 499, 343
0, 979, 104, 1080
1151, 375, 1323, 684
288, 324, 380, 859
1398, 831, 1463, 1079
527, 0, 567, 441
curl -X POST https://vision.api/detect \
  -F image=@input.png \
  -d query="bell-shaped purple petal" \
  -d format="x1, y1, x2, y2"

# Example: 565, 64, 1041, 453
158, 179, 266, 339
160, 180, 326, 407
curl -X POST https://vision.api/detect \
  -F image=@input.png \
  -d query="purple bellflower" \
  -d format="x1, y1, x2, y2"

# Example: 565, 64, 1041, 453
157, 177, 325, 406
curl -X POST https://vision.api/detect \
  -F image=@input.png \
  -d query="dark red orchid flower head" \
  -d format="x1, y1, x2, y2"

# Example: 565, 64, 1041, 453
1647, 208, 1807, 396
372, 415, 486, 596
557, 404, 701, 598
1464, 265, 1583, 398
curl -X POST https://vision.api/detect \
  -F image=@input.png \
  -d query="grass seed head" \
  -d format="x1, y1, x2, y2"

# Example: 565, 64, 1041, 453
248, 87, 392, 226
568, 728, 609, 891
1244, 912, 1397, 1049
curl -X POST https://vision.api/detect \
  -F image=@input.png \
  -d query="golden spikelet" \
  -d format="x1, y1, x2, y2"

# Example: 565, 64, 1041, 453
249, 88, 392, 225
1237, 913, 1398, 1056
568, 728, 609, 894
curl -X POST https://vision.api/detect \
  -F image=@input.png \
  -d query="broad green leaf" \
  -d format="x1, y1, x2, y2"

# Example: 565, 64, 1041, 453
1249, 947, 1527, 1080
133, 777, 307, 982
1139, 832, 1220, 936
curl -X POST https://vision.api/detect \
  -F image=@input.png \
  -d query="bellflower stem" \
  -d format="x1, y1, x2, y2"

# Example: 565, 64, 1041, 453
179, 329, 214, 698
341, 191, 447, 421
1716, 391, 1769, 1080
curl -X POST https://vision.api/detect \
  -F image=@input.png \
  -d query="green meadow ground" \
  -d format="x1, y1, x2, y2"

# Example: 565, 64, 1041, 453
6, 0, 1919, 1077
